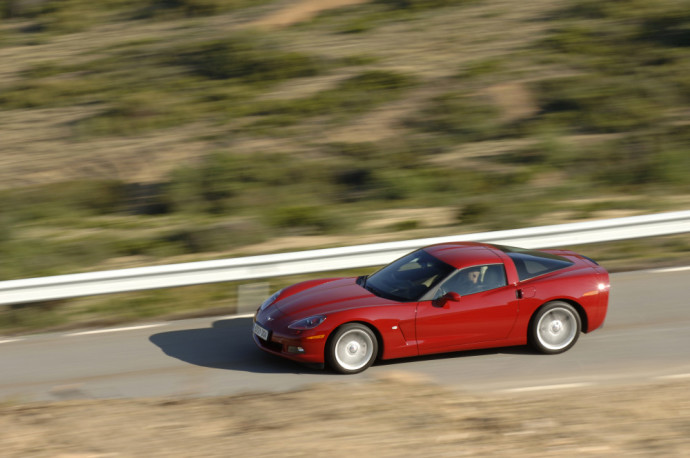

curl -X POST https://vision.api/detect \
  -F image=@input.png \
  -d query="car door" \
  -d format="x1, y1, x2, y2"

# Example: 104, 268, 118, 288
414, 264, 519, 354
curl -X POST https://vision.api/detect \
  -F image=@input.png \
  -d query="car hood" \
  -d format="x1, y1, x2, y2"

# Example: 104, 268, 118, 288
273, 277, 393, 317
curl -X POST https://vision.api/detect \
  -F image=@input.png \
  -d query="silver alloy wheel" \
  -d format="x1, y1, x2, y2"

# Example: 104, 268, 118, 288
536, 306, 578, 351
334, 328, 375, 372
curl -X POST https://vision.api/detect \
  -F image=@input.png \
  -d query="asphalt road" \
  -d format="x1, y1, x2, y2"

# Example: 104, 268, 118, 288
1, 267, 689, 401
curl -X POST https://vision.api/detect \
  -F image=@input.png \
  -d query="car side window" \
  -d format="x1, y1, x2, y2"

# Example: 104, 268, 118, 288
437, 264, 507, 297
501, 249, 574, 281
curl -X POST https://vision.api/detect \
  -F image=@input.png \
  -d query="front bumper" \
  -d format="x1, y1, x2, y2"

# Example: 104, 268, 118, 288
252, 319, 327, 364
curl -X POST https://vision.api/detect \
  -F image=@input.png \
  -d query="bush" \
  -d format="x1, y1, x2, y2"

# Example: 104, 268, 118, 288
267, 205, 339, 234
456, 201, 490, 224
144, 0, 225, 17
637, 8, 690, 48
165, 221, 268, 253
333, 166, 377, 202
388, 220, 420, 231
0, 180, 128, 221
76, 91, 191, 136
165, 152, 311, 214
166, 152, 248, 214
125, 183, 171, 215
137, 0, 275, 18
17, 0, 136, 34
0, 77, 108, 109
171, 36, 325, 82
247, 70, 414, 128
374, 0, 476, 11
406, 92, 502, 141
589, 129, 690, 188
532, 76, 661, 133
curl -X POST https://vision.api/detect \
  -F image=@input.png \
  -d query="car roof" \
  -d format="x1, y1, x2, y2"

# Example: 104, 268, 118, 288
423, 242, 503, 269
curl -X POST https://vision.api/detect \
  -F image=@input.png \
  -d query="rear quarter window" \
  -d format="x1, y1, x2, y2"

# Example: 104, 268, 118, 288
497, 246, 574, 282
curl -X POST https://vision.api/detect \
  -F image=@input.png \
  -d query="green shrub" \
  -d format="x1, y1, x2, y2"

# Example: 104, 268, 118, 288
327, 142, 382, 160
370, 169, 434, 201
541, 24, 618, 56
0, 77, 108, 109
144, 0, 225, 17
458, 59, 504, 79
637, 7, 690, 48
0, 300, 70, 333
75, 91, 190, 136
339, 16, 378, 34
336, 70, 415, 112
171, 36, 325, 82
267, 205, 339, 234
406, 92, 502, 140
136, 0, 276, 18
388, 220, 420, 231
0, 236, 119, 278
342, 70, 413, 92
166, 153, 244, 214
248, 70, 414, 127
19, 0, 136, 34
22, 61, 65, 78
165, 152, 311, 214
0, 180, 127, 222
494, 147, 549, 166
164, 221, 268, 254
374, 0, 476, 11
456, 201, 490, 224
491, 135, 581, 170
544, 2, 690, 63
334, 166, 376, 198
589, 129, 690, 188
532, 76, 661, 133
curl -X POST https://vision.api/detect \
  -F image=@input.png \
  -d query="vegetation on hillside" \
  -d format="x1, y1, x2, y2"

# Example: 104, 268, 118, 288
0, 0, 688, 331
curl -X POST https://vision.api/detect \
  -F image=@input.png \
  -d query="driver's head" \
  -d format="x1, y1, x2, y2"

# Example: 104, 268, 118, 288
467, 269, 480, 284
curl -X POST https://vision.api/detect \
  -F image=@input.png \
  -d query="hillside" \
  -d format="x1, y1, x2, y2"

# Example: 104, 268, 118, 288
1, 0, 689, 331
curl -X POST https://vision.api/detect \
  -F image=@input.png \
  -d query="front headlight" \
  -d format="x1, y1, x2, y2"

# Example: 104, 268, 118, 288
259, 289, 283, 311
288, 315, 327, 330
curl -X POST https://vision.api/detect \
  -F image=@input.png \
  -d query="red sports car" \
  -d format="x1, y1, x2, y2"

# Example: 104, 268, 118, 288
253, 242, 609, 374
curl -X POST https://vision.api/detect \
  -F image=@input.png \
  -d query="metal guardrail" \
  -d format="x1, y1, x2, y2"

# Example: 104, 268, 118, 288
1, 210, 689, 305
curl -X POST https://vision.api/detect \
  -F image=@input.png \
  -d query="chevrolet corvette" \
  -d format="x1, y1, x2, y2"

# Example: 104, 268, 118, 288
253, 242, 609, 374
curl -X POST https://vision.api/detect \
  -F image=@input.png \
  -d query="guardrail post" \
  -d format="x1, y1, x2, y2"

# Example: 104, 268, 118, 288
237, 283, 269, 314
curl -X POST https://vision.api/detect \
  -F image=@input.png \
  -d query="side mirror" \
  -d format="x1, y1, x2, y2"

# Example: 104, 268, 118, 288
433, 291, 461, 308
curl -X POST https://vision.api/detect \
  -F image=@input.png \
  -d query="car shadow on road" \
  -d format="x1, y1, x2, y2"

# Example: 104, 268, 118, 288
149, 317, 313, 374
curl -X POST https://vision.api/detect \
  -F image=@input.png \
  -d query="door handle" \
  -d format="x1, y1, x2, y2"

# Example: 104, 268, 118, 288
516, 287, 535, 299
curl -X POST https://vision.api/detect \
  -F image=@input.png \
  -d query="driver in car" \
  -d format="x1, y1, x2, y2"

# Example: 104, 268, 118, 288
439, 267, 484, 298
460, 268, 482, 294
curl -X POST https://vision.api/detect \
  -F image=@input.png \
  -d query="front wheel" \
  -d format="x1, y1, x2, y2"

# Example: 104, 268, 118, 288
327, 323, 378, 374
529, 301, 581, 354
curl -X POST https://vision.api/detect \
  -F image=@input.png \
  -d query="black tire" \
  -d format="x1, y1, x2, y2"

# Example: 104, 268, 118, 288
529, 301, 581, 354
326, 323, 378, 374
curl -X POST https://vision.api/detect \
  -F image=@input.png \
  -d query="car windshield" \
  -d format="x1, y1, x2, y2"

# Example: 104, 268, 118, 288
362, 249, 455, 302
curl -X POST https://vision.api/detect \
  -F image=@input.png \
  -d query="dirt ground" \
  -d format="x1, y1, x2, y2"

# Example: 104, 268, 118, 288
251, 0, 371, 28
2, 373, 689, 457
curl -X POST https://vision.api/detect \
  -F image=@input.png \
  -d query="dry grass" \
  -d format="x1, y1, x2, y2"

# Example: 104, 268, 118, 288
1, 375, 689, 456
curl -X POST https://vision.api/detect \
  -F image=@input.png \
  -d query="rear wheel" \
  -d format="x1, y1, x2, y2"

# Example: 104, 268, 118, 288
327, 323, 378, 374
530, 301, 581, 354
